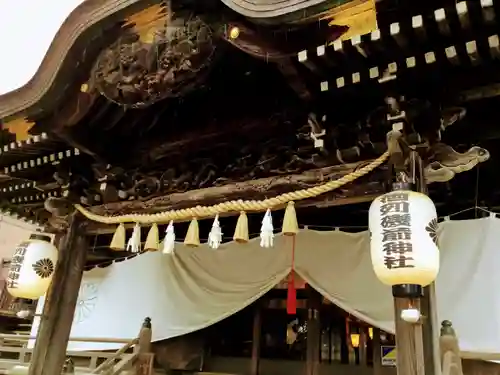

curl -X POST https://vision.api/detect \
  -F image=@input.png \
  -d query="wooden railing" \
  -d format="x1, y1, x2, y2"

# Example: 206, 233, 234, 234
439, 320, 463, 375
91, 339, 137, 374
0, 317, 154, 375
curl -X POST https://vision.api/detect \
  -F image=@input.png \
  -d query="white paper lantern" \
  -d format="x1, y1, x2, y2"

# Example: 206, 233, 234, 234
369, 190, 439, 287
6, 234, 58, 299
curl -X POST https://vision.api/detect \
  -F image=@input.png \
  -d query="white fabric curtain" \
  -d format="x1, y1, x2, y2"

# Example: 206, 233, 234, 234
435, 217, 500, 357
30, 217, 500, 358
293, 230, 394, 332
31, 235, 292, 351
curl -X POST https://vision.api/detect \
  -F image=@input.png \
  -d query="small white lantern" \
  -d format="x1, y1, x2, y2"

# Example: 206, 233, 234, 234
7, 234, 58, 299
369, 189, 439, 289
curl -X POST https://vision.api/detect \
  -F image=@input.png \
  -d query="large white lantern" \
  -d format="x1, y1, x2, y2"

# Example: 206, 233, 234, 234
369, 189, 439, 293
6, 234, 58, 299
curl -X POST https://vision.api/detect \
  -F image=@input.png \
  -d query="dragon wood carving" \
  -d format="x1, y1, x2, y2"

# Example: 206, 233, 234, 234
18, 144, 491, 225
48, 110, 489, 208
52, 141, 488, 218
91, 16, 216, 108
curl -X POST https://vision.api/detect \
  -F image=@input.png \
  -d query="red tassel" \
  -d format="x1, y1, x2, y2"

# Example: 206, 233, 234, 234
287, 272, 297, 314
287, 236, 297, 315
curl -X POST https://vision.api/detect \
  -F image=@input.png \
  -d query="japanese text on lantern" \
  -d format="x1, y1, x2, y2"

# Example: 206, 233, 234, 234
379, 193, 414, 270
7, 242, 28, 289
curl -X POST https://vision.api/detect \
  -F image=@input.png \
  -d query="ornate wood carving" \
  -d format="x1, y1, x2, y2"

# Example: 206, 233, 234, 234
37, 98, 487, 210
85, 140, 489, 217
91, 16, 216, 108
86, 160, 389, 216
425, 144, 489, 184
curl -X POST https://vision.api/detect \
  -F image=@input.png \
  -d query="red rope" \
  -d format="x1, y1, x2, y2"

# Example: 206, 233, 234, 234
287, 235, 297, 315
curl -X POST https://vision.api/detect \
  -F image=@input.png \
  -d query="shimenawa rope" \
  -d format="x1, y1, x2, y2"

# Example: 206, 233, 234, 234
75, 151, 389, 224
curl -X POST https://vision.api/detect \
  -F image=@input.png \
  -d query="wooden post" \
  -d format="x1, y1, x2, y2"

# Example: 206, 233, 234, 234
393, 297, 425, 375
421, 285, 440, 375
372, 328, 383, 375
28, 213, 87, 375
439, 320, 463, 375
417, 152, 440, 375
62, 359, 75, 374
137, 317, 152, 354
306, 287, 321, 375
250, 303, 261, 375
135, 318, 154, 375
359, 327, 368, 366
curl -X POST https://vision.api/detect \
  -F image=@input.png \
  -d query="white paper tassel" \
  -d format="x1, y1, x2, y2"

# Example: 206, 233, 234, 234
260, 209, 274, 248
163, 221, 175, 254
126, 223, 141, 253
208, 214, 223, 249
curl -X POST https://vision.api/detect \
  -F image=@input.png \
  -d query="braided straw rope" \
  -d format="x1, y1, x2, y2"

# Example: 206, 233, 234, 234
75, 151, 389, 224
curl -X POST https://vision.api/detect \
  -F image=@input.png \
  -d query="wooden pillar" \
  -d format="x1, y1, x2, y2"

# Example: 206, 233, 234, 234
250, 303, 262, 375
306, 287, 321, 375
416, 154, 440, 375
137, 318, 152, 354
359, 327, 368, 366
62, 359, 75, 374
372, 328, 383, 375
339, 317, 349, 364
393, 298, 425, 375
29, 213, 87, 375
421, 285, 440, 375
439, 320, 463, 375
135, 318, 154, 375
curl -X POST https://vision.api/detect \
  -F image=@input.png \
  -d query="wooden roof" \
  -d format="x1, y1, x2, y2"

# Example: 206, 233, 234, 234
221, 0, 362, 19
0, 0, 497, 265
0, 0, 369, 120
0, 0, 154, 119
